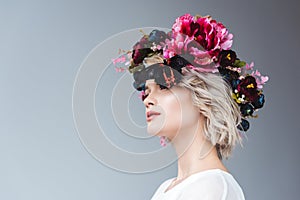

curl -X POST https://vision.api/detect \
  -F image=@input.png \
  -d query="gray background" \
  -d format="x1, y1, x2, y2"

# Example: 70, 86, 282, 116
1, 0, 299, 199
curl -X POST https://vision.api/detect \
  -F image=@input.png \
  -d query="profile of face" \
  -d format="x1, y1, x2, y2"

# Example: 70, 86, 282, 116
143, 79, 200, 141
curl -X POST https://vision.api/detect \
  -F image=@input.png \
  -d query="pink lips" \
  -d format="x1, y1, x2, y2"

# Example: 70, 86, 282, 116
146, 111, 161, 122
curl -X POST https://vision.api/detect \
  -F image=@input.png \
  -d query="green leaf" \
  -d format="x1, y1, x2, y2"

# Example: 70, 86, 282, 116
233, 60, 240, 66
233, 60, 246, 68
237, 61, 246, 67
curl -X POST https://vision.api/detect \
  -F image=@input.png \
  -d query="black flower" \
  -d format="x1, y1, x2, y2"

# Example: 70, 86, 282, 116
167, 55, 192, 73
148, 30, 167, 43
237, 76, 258, 102
238, 118, 250, 131
252, 93, 265, 109
218, 67, 239, 87
218, 50, 237, 67
240, 103, 254, 117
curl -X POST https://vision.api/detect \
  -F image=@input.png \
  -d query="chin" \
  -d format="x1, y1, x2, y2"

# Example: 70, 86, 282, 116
147, 124, 177, 139
146, 125, 163, 137
146, 116, 165, 135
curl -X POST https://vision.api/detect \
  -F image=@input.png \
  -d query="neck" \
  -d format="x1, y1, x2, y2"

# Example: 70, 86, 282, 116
170, 119, 228, 180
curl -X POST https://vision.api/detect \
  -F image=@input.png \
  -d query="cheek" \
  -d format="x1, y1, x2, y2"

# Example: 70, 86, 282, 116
162, 92, 199, 129
161, 95, 187, 127
146, 95, 180, 136
165, 103, 181, 127
146, 90, 200, 137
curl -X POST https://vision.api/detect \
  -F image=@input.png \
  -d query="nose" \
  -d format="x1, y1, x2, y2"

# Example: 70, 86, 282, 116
143, 93, 156, 109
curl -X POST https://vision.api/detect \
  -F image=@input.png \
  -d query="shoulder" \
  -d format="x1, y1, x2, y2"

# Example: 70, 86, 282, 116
157, 177, 174, 189
179, 171, 226, 199
178, 169, 245, 200
151, 177, 174, 196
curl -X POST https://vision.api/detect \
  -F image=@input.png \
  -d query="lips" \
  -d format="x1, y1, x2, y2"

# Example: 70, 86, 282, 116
146, 110, 161, 122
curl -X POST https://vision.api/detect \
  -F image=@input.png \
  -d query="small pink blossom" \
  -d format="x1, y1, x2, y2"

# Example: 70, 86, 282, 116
246, 62, 254, 70
115, 67, 126, 73
256, 75, 269, 89
251, 69, 269, 89
150, 44, 163, 51
252, 69, 261, 76
125, 61, 130, 66
261, 76, 269, 83
138, 90, 145, 100
159, 136, 168, 147
112, 55, 126, 65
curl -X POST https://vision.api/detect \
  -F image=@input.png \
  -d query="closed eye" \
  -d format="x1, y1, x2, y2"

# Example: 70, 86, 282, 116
159, 84, 168, 90
142, 93, 149, 101
142, 84, 168, 101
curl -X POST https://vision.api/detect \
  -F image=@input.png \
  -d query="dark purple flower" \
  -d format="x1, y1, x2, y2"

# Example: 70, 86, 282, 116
131, 35, 154, 65
218, 50, 237, 67
237, 76, 258, 102
132, 47, 153, 65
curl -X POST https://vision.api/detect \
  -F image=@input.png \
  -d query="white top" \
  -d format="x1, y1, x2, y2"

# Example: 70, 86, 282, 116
150, 169, 245, 200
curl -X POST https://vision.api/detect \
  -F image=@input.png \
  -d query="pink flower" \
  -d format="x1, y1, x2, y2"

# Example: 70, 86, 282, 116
138, 90, 145, 100
115, 67, 126, 73
246, 62, 254, 70
189, 46, 214, 65
251, 70, 269, 89
163, 32, 193, 55
159, 136, 168, 147
112, 55, 126, 65
194, 17, 233, 57
167, 14, 233, 70
172, 13, 194, 34
260, 75, 269, 84
150, 44, 163, 51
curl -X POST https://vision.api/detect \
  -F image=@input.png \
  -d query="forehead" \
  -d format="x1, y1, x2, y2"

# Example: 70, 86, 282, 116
145, 79, 156, 85
144, 79, 158, 89
145, 79, 158, 88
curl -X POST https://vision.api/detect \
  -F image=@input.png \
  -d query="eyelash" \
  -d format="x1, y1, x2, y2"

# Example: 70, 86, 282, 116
142, 85, 168, 101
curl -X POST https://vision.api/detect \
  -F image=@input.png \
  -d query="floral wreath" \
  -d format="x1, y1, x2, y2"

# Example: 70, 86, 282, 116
113, 13, 268, 136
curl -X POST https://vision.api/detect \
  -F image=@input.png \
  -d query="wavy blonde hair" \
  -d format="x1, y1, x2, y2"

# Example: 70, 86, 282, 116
177, 67, 244, 160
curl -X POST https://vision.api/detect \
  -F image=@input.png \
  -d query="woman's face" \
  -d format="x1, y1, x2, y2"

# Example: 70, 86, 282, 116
143, 79, 200, 140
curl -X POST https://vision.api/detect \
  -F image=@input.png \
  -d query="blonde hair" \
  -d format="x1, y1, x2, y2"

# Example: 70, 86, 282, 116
177, 67, 244, 160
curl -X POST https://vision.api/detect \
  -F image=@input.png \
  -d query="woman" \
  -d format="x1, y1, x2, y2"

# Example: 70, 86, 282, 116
144, 66, 245, 200
114, 13, 268, 200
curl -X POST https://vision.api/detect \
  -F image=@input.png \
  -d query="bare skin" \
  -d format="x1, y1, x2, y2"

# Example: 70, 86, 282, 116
143, 79, 228, 193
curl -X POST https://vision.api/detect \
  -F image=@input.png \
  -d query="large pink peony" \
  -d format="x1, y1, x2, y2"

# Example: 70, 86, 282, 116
166, 13, 233, 72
